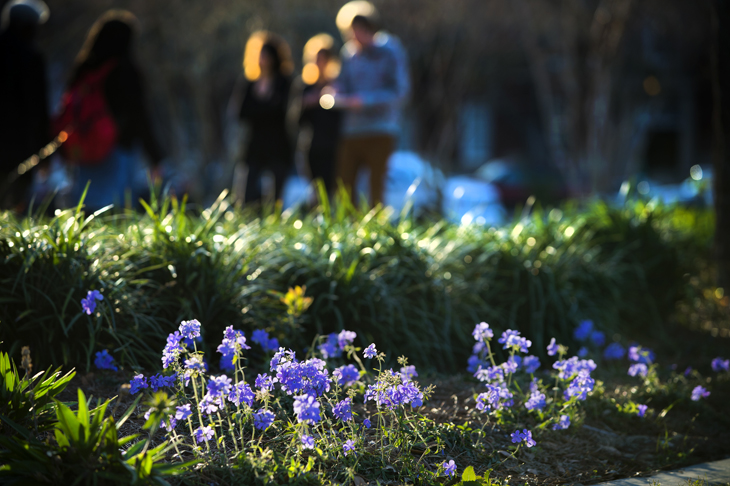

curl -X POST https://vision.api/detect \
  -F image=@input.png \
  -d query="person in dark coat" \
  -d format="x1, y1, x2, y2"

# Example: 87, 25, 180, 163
65, 10, 164, 211
238, 37, 294, 204
298, 41, 342, 197
0, 0, 51, 211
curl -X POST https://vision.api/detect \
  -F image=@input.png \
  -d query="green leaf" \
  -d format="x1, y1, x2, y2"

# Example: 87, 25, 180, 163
462, 466, 477, 482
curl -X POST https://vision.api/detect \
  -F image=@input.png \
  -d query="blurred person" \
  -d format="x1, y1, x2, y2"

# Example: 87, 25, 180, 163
334, 7, 410, 206
297, 35, 342, 197
57, 10, 164, 212
0, 0, 50, 211
237, 34, 294, 205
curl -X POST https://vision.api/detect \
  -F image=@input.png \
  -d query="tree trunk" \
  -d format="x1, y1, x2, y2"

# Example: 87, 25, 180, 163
711, 0, 730, 288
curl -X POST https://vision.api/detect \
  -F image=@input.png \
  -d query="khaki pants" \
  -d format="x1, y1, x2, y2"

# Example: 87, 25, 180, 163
336, 134, 394, 206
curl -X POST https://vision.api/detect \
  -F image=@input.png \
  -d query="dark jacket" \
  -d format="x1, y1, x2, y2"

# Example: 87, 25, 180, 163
0, 28, 50, 174
239, 75, 293, 166
299, 82, 342, 151
71, 57, 164, 165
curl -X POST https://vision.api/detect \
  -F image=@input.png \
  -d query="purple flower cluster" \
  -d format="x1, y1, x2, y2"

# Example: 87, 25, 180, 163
628, 345, 655, 364
525, 391, 546, 411
573, 320, 593, 341
276, 357, 331, 397
711, 357, 729, 372
522, 355, 541, 374
175, 404, 192, 421
333, 397, 353, 421
564, 370, 595, 401
217, 326, 251, 371
255, 373, 274, 391
364, 370, 424, 409
474, 364, 504, 383
552, 356, 597, 380
637, 404, 648, 417
293, 394, 321, 424
194, 425, 214, 443
691, 385, 710, 401
511, 428, 536, 447
81, 290, 103, 315
179, 319, 201, 340
590, 331, 606, 347
628, 363, 648, 378
253, 409, 275, 430
301, 435, 315, 449
472, 322, 494, 341
162, 331, 184, 369
94, 349, 118, 371
333, 364, 360, 387
552, 414, 571, 430
228, 382, 255, 407
603, 342, 625, 360
400, 365, 418, 381
251, 329, 279, 352
342, 439, 356, 456
443, 460, 457, 477
498, 330, 532, 353
318, 330, 357, 359
475, 382, 513, 411
149, 373, 177, 391
129, 374, 148, 394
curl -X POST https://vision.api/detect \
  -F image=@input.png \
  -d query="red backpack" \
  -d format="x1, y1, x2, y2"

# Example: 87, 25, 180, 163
54, 61, 118, 166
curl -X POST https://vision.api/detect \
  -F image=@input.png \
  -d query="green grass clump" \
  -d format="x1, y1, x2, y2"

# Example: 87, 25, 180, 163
0, 190, 714, 372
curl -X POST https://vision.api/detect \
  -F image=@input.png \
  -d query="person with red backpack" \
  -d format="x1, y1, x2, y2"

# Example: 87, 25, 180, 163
56, 10, 163, 211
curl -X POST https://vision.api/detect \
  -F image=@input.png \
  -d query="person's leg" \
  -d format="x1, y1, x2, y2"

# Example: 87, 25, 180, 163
336, 138, 360, 205
364, 135, 395, 206
244, 162, 262, 204
272, 161, 291, 203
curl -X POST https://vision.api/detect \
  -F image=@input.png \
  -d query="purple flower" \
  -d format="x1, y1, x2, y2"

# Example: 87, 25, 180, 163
603, 342, 625, 360
711, 357, 730, 372
255, 373, 274, 391
175, 404, 192, 421
511, 429, 536, 447
94, 350, 118, 371
333, 364, 360, 387
578, 347, 589, 358
522, 355, 540, 374
475, 365, 504, 383
525, 391, 546, 411
573, 320, 593, 342
270, 348, 297, 372
277, 358, 331, 397
251, 329, 278, 353
552, 414, 571, 430
333, 398, 352, 421
364, 371, 424, 409
342, 439, 356, 456
442, 460, 456, 477
194, 425, 214, 443
590, 331, 606, 347
472, 322, 494, 341
628, 363, 648, 378
207, 375, 233, 398
363, 343, 377, 359
81, 290, 103, 315
552, 356, 597, 380
467, 354, 488, 374
547, 337, 559, 356
228, 382, 255, 407
161, 416, 177, 431
253, 409, 275, 430
475, 382, 513, 411
400, 365, 418, 381
684, 366, 693, 377
498, 330, 531, 353
691, 385, 710, 401
337, 330, 357, 350
293, 394, 321, 424
179, 319, 201, 340
162, 331, 184, 369
564, 370, 595, 401
628, 345, 655, 364
363, 417, 371, 429
318, 334, 340, 359
149, 373, 177, 391
301, 435, 315, 449
502, 356, 520, 374
637, 404, 648, 417
129, 374, 148, 394
199, 393, 223, 415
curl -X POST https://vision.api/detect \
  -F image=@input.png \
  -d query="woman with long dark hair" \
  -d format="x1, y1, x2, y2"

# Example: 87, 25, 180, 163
237, 33, 294, 204
61, 10, 163, 211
